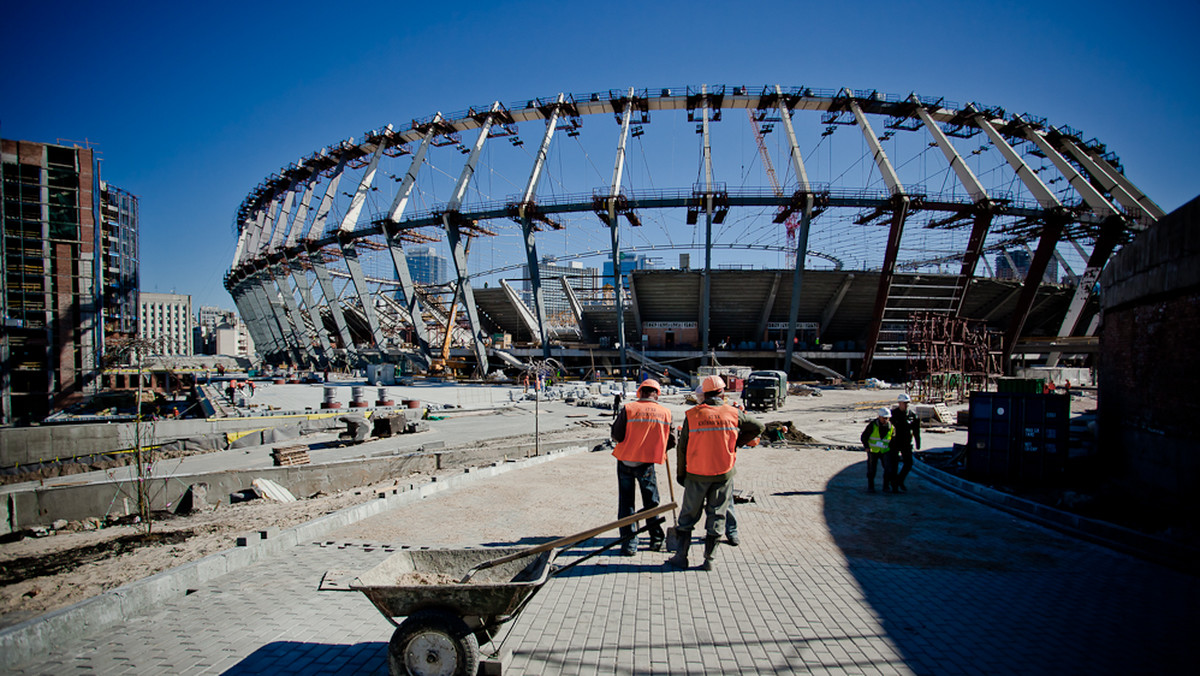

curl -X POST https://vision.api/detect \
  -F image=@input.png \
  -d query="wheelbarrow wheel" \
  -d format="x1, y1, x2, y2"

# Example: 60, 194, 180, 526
389, 609, 479, 676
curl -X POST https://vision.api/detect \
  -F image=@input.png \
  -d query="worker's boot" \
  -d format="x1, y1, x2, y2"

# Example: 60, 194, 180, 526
647, 518, 665, 552
665, 530, 691, 569
700, 534, 720, 571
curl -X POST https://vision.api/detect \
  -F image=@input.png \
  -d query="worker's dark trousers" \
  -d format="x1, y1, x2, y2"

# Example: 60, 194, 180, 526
866, 450, 897, 489
894, 443, 914, 486
617, 462, 664, 543
677, 477, 733, 538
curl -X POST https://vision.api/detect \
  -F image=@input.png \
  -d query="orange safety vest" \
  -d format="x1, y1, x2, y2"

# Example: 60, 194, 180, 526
613, 400, 672, 464
684, 403, 740, 476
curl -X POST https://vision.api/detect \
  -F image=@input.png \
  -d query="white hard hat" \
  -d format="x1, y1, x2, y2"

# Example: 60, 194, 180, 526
897, 393, 911, 402
877, 408, 892, 418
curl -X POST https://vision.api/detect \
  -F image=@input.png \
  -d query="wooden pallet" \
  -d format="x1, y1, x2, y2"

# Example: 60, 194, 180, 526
271, 444, 310, 466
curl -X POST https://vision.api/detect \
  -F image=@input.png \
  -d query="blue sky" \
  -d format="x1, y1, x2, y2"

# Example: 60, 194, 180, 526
3, 0, 1197, 310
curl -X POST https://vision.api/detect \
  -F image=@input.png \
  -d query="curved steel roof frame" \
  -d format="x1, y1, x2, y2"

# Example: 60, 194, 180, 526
225, 84, 1161, 376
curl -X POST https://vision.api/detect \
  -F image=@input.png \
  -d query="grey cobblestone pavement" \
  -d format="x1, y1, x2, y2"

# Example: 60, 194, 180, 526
9, 438, 1197, 675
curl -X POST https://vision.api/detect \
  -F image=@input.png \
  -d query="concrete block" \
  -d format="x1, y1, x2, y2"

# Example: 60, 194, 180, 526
222, 546, 254, 569
117, 567, 189, 618
258, 527, 280, 540
193, 551, 230, 580
479, 646, 512, 675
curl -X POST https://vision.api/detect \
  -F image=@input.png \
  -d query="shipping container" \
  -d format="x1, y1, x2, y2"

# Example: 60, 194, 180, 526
966, 392, 1069, 485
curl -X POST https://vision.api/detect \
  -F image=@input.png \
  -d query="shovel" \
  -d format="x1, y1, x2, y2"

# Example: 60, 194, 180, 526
663, 450, 683, 552
457, 502, 677, 583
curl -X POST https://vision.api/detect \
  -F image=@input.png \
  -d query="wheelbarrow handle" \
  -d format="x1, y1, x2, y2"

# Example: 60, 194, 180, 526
458, 502, 677, 583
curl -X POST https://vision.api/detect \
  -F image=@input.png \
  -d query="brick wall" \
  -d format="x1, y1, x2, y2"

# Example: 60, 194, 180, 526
1098, 195, 1200, 508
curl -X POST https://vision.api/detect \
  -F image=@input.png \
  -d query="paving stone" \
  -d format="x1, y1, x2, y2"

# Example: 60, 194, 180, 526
7, 446, 1197, 674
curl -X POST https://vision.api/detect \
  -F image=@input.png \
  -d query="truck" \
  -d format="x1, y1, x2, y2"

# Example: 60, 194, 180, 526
741, 370, 788, 411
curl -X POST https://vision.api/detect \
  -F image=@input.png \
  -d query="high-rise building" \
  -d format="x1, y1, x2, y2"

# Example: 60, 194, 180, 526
195, 306, 254, 358
196, 305, 236, 354
602, 252, 655, 280
214, 320, 255, 358
522, 256, 599, 319
197, 305, 234, 333
100, 181, 139, 344
1, 139, 105, 425
140, 292, 194, 356
995, 249, 1058, 283
405, 246, 449, 286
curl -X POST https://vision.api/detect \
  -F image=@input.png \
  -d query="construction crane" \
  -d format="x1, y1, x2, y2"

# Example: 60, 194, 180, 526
748, 110, 801, 264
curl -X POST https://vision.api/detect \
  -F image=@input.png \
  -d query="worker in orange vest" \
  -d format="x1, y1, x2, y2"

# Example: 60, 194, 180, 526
610, 378, 675, 555
666, 375, 764, 571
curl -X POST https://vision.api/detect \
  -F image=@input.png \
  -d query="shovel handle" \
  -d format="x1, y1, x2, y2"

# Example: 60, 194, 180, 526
458, 502, 677, 583
662, 448, 677, 524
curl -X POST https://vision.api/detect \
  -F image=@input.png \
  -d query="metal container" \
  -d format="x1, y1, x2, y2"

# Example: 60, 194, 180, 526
967, 392, 1069, 485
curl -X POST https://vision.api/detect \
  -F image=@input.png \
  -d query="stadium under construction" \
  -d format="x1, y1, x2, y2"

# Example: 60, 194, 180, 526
223, 85, 1162, 385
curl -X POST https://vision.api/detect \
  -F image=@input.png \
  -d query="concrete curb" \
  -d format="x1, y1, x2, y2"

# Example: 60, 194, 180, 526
912, 460, 1199, 576
0, 442, 599, 672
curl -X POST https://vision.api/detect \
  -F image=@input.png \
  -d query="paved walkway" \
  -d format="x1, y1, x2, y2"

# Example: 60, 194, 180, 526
9, 433, 1195, 674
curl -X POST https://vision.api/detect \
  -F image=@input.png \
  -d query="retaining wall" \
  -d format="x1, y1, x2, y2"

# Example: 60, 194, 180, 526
0, 410, 393, 470
1097, 195, 1200, 511
3, 436, 605, 532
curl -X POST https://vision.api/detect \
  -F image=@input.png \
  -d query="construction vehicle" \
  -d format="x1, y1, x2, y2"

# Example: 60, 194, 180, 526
742, 370, 788, 411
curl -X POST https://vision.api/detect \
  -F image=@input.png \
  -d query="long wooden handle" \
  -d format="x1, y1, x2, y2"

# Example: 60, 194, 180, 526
458, 502, 677, 582
663, 450, 677, 525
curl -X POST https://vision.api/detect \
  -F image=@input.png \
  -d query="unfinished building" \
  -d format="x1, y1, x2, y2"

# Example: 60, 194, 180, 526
1, 139, 139, 425
222, 85, 1161, 384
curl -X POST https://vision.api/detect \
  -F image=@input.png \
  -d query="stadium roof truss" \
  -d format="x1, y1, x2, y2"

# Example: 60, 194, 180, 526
224, 85, 1162, 377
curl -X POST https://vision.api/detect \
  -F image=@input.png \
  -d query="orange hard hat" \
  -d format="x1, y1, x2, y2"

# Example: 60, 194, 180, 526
700, 374, 726, 394
639, 378, 662, 394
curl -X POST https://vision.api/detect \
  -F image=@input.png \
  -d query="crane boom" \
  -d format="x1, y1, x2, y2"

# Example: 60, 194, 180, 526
749, 111, 783, 197
748, 111, 801, 257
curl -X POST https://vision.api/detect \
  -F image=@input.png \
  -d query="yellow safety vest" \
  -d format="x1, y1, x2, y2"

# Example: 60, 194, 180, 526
868, 423, 894, 454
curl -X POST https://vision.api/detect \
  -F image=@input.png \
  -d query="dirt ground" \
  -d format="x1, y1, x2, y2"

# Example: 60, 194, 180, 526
0, 388, 930, 629
0, 423, 615, 629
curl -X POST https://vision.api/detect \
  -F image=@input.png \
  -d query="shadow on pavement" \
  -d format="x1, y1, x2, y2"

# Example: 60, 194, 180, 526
220, 641, 386, 675
822, 459, 1192, 674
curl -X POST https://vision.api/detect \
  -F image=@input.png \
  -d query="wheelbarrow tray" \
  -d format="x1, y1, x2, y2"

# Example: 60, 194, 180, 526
350, 547, 554, 621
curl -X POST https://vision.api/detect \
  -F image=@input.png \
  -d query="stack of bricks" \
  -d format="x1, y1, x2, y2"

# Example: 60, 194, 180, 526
271, 445, 310, 466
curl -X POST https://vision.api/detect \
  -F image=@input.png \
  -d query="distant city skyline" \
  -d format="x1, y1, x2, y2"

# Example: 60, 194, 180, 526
3, 0, 1197, 310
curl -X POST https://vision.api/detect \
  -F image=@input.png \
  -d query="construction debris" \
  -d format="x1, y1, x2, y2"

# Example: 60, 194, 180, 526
251, 478, 296, 502
373, 414, 408, 438
731, 489, 756, 504
271, 445, 310, 466
763, 420, 817, 445
338, 415, 371, 444
174, 483, 211, 514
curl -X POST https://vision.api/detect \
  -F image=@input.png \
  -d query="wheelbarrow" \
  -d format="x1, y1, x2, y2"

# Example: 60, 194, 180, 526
346, 503, 675, 676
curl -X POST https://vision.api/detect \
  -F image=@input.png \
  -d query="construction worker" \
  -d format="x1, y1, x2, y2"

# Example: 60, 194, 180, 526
891, 393, 921, 492
861, 408, 897, 493
666, 375, 764, 571
610, 378, 674, 555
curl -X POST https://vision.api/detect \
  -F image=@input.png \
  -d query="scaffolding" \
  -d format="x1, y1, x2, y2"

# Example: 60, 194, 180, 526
906, 311, 1002, 402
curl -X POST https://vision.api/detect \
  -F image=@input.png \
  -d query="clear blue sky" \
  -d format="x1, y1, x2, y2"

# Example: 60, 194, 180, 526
3, 0, 1197, 310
